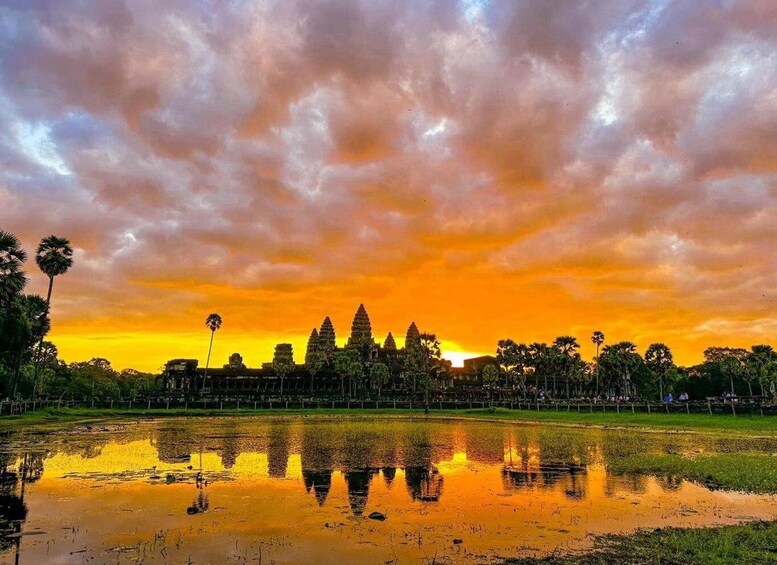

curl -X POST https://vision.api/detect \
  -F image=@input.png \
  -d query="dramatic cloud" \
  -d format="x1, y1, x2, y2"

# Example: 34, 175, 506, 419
1, 0, 775, 369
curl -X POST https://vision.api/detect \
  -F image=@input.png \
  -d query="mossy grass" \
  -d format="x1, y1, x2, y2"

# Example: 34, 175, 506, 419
2, 406, 777, 435
506, 520, 777, 564
609, 452, 777, 493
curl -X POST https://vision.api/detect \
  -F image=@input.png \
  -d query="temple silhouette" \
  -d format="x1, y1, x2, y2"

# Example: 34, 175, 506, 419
161, 304, 495, 398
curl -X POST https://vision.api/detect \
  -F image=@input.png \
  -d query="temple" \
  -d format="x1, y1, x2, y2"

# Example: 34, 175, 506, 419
161, 303, 493, 398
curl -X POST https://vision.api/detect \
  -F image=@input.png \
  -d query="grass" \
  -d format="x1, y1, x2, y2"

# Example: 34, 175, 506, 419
1, 406, 777, 434
609, 452, 777, 493
506, 520, 777, 564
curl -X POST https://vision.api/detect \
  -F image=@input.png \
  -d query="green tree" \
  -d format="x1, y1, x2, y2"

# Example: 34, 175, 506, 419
332, 351, 349, 398
348, 350, 365, 398
598, 342, 644, 398
591, 331, 605, 395
0, 295, 49, 397
203, 313, 222, 391
645, 343, 674, 401
482, 363, 499, 407
33, 341, 58, 366
117, 368, 157, 398
0, 230, 27, 306
273, 343, 295, 398
528, 342, 565, 396
32, 236, 74, 397
720, 353, 746, 396
496, 339, 518, 390
332, 349, 363, 399
746, 345, 774, 397
370, 362, 391, 400
553, 336, 581, 398
406, 333, 443, 409
67, 358, 120, 399
332, 349, 362, 399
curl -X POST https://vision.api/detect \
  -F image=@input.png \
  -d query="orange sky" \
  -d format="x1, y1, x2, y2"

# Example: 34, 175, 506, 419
2, 1, 777, 371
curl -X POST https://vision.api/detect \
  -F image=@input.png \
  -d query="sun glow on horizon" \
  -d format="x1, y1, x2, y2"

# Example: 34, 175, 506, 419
442, 347, 491, 368
3, 1, 776, 373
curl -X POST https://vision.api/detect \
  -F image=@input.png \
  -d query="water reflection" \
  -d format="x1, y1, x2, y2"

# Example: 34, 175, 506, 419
1, 418, 776, 564
502, 461, 588, 499
0, 450, 44, 564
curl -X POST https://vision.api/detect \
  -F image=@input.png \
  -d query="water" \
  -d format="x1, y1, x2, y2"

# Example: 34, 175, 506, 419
1, 417, 776, 564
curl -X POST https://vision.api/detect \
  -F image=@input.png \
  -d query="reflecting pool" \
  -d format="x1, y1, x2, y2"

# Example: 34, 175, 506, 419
1, 417, 776, 564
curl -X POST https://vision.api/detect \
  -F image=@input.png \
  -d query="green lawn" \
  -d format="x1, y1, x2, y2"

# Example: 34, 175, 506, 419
507, 521, 777, 564
1, 406, 777, 434
609, 452, 777, 493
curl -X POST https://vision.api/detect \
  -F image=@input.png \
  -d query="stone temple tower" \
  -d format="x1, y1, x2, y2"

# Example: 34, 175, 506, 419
405, 321, 420, 351
347, 304, 374, 348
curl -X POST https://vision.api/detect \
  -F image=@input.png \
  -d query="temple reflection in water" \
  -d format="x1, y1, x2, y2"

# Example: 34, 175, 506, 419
4, 418, 777, 565
0, 418, 723, 523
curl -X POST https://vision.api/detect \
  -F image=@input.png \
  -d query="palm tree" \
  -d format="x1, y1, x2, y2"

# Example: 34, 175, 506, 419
591, 331, 605, 395
203, 313, 222, 392
0, 230, 27, 305
32, 235, 73, 397
645, 343, 674, 401
553, 336, 580, 398
35, 236, 73, 306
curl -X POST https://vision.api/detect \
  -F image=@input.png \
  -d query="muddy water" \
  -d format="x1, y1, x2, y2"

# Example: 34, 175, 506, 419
1, 417, 776, 564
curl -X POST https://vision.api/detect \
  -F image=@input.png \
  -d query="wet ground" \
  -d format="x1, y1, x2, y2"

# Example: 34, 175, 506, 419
1, 416, 776, 564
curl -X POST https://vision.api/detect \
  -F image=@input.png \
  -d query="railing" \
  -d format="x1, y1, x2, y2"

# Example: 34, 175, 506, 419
2, 398, 776, 416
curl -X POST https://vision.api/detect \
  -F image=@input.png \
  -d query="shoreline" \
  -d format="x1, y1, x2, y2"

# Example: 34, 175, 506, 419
505, 520, 777, 564
2, 406, 776, 436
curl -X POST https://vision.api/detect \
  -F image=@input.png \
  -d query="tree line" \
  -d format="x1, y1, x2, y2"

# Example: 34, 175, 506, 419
2, 228, 775, 402
0, 230, 156, 400
492, 335, 777, 401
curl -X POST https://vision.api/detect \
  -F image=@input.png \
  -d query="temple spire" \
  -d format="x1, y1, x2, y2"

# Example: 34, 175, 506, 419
305, 328, 320, 365
347, 303, 374, 348
319, 316, 336, 357
405, 321, 420, 351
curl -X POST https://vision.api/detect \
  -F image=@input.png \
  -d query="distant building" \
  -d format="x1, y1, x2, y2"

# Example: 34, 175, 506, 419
161, 304, 491, 398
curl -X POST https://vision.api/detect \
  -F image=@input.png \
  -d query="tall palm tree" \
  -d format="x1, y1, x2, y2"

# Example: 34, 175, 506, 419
0, 230, 27, 305
203, 313, 222, 392
553, 336, 580, 398
591, 331, 605, 395
645, 343, 673, 401
32, 235, 73, 397
35, 235, 73, 305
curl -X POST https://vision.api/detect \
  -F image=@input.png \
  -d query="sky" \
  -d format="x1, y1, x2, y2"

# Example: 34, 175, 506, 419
1, 0, 776, 372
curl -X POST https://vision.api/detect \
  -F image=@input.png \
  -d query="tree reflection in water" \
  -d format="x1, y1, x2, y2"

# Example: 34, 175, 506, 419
501, 462, 587, 500
0, 450, 43, 564
267, 425, 290, 478
187, 453, 210, 515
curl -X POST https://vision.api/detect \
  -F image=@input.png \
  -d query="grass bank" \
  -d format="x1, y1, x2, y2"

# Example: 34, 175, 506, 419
507, 520, 777, 564
1, 406, 777, 435
609, 452, 777, 493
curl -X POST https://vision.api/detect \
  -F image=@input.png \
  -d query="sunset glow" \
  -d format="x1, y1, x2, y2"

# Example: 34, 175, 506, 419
2, 1, 776, 371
